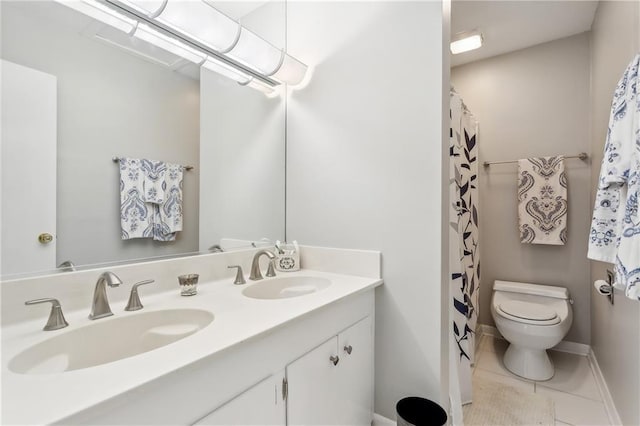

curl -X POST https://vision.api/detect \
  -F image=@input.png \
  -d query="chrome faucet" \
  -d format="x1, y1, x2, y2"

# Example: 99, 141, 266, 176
25, 298, 69, 331
249, 250, 277, 281
89, 271, 123, 320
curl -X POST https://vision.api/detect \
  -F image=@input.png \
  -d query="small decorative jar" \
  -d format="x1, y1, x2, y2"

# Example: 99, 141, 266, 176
178, 274, 199, 296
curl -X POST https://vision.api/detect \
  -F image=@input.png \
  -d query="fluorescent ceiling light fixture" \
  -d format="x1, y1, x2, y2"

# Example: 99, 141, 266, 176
242, 78, 276, 96
133, 23, 206, 64
58, 0, 310, 90
450, 31, 483, 55
271, 54, 308, 86
156, 0, 240, 52
118, 0, 166, 17
54, 0, 136, 33
227, 29, 283, 75
202, 58, 251, 84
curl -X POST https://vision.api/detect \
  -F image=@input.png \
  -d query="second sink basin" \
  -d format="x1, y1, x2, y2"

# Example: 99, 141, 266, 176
242, 276, 332, 300
9, 308, 214, 375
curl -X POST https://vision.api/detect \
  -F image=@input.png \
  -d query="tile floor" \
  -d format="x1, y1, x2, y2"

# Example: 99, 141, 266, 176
472, 335, 611, 426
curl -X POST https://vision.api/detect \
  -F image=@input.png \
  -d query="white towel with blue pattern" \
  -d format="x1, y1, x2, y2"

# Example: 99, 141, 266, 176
518, 156, 568, 245
152, 162, 183, 242
141, 159, 166, 204
120, 158, 154, 239
588, 53, 640, 301
119, 158, 183, 241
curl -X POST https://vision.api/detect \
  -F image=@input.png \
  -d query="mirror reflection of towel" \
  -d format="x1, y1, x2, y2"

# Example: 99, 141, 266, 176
517, 156, 568, 245
120, 158, 153, 240
152, 163, 183, 242
119, 158, 183, 241
141, 159, 166, 204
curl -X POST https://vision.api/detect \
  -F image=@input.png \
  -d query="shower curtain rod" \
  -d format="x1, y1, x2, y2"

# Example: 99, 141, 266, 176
483, 152, 588, 167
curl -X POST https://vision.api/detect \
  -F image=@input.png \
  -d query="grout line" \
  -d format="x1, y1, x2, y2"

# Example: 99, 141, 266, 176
536, 383, 607, 403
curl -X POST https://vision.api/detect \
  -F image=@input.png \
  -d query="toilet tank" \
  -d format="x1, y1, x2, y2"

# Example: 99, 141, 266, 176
493, 280, 569, 300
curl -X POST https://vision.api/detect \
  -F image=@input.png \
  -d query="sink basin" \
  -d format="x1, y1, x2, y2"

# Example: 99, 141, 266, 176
9, 309, 214, 374
242, 276, 331, 300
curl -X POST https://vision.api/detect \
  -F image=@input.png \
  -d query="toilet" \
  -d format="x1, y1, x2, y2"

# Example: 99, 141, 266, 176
491, 280, 573, 381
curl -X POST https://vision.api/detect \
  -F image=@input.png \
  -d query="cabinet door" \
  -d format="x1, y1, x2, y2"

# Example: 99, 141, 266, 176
194, 372, 286, 425
286, 337, 340, 425
337, 316, 374, 426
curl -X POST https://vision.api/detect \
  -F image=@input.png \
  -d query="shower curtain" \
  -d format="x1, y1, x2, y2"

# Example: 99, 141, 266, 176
449, 90, 480, 411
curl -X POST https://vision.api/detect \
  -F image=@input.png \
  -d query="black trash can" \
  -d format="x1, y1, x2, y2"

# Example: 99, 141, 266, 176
396, 397, 448, 426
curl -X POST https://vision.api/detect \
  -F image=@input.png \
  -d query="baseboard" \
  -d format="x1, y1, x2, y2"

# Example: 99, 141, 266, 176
554, 340, 590, 356
372, 413, 396, 426
476, 324, 589, 355
588, 349, 623, 425
477, 324, 502, 340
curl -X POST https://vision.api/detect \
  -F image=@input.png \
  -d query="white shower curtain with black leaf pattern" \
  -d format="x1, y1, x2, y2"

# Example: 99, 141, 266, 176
450, 90, 480, 411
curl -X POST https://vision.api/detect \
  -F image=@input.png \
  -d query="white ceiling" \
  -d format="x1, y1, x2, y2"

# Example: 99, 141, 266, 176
451, 1, 599, 67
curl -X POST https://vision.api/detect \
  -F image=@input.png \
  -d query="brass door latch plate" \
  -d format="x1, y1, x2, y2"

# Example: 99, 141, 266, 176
38, 233, 54, 244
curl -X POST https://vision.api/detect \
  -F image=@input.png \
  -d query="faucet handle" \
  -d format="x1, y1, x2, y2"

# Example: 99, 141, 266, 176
266, 260, 276, 278
228, 265, 246, 285
25, 298, 69, 331
125, 279, 155, 311
57, 260, 76, 272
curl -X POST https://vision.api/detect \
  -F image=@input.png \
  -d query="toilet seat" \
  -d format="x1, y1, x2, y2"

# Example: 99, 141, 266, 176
497, 300, 561, 325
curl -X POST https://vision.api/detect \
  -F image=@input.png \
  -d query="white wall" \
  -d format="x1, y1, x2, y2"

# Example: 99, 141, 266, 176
451, 33, 592, 344
589, 2, 640, 424
286, 1, 447, 418
1, 2, 200, 271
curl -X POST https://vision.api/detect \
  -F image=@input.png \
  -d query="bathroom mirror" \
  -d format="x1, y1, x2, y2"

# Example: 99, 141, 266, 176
0, 0, 286, 279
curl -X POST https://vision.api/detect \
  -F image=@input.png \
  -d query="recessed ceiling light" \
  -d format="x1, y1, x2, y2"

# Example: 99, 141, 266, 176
451, 31, 483, 55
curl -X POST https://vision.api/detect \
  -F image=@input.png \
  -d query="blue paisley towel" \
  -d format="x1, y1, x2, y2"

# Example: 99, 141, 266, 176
153, 162, 183, 242
141, 159, 166, 204
518, 156, 567, 245
588, 53, 640, 301
120, 158, 183, 241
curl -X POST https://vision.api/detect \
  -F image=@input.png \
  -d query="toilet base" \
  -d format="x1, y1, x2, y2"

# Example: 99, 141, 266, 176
503, 343, 554, 381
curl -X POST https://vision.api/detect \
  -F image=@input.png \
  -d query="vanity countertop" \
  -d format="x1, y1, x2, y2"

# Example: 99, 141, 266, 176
1, 269, 382, 425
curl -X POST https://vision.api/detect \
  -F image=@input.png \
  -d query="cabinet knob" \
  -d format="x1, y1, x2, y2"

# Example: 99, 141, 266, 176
344, 345, 353, 355
329, 355, 340, 366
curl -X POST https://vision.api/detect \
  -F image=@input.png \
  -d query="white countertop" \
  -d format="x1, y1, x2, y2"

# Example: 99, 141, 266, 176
1, 269, 382, 425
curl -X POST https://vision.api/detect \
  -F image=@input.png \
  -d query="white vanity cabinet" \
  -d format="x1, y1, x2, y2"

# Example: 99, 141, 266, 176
286, 336, 341, 425
194, 373, 286, 425
54, 289, 377, 426
196, 316, 373, 426
286, 316, 373, 426
336, 316, 374, 426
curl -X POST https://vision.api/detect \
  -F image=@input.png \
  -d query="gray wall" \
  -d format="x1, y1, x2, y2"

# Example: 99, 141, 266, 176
198, 0, 286, 251
451, 33, 592, 344
589, 2, 640, 424
286, 1, 447, 418
199, 68, 285, 250
1, 2, 200, 269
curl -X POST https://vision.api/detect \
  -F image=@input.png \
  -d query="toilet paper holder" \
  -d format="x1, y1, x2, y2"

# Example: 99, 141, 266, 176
594, 269, 615, 305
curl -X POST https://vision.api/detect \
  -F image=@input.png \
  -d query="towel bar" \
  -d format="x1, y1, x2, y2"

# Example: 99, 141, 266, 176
483, 152, 588, 167
112, 157, 194, 171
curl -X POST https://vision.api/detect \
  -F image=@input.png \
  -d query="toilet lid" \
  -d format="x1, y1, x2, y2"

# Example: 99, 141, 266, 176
498, 300, 560, 324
